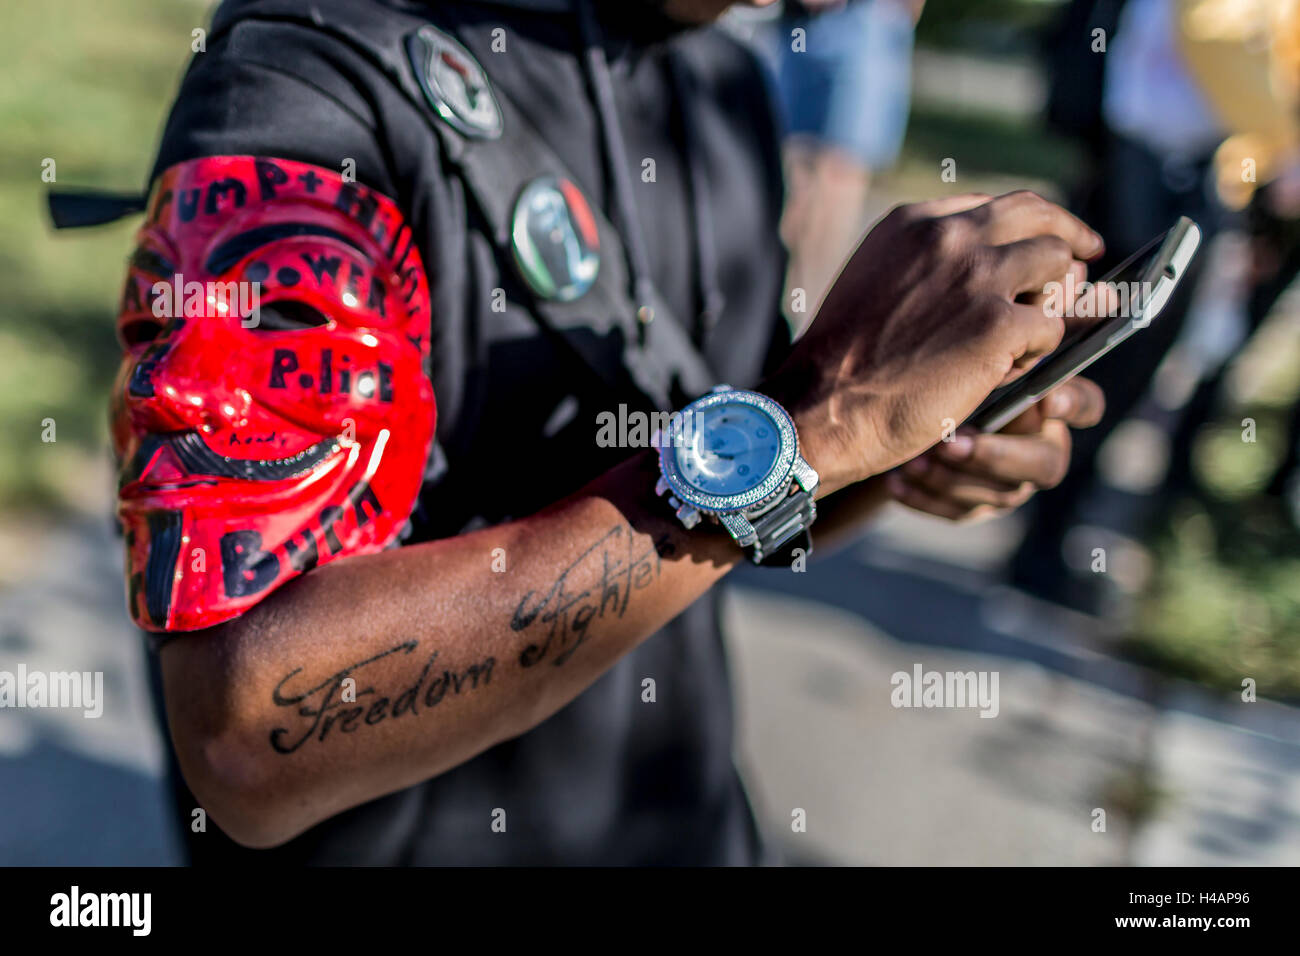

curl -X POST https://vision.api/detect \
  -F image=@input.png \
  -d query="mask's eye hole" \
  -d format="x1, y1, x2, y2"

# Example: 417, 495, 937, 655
129, 247, 177, 278
120, 316, 165, 347
252, 301, 331, 331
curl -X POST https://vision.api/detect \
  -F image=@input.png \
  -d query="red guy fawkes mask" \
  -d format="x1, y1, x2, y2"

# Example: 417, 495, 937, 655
112, 156, 435, 631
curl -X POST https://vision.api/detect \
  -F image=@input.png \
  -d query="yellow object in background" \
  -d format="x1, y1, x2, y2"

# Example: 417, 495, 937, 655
1177, 0, 1300, 206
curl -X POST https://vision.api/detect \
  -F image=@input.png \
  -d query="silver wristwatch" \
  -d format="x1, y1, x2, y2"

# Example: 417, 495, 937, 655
654, 386, 818, 564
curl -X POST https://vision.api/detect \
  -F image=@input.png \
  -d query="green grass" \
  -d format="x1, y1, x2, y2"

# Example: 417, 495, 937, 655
1120, 388, 1300, 700
914, 0, 1061, 53
901, 105, 1085, 187
0, 0, 208, 515
1121, 310, 1300, 699
1128, 491, 1300, 700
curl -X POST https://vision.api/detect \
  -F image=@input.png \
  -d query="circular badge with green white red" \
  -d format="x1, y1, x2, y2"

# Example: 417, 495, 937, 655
511, 175, 600, 302
407, 25, 503, 139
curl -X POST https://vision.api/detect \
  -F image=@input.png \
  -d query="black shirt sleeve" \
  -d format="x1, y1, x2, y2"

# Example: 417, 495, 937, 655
150, 20, 396, 198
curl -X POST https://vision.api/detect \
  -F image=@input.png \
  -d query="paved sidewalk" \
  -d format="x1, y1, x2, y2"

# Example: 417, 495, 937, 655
725, 507, 1300, 865
0, 517, 179, 865
725, 587, 1145, 865
1132, 693, 1300, 866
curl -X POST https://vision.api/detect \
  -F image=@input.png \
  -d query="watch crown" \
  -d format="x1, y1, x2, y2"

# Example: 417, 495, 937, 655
675, 503, 701, 529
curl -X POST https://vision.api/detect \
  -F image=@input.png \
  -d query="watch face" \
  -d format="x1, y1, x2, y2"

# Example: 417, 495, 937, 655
659, 389, 798, 513
673, 402, 781, 498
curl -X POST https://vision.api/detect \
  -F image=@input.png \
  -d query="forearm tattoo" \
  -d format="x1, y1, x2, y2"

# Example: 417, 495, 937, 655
269, 641, 495, 755
266, 522, 673, 754
510, 523, 670, 668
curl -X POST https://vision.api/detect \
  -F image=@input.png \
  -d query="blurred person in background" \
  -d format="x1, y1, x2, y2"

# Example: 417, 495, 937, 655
1159, 0, 1300, 515
743, 0, 923, 330
1013, 0, 1227, 611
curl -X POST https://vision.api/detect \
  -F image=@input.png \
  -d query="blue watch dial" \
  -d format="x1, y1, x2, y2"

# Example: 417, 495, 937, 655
673, 402, 781, 497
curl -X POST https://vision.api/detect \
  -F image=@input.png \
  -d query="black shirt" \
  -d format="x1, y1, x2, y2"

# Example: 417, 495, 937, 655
148, 0, 790, 865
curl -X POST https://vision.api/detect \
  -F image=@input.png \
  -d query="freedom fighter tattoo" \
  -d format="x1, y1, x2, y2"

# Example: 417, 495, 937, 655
510, 522, 672, 668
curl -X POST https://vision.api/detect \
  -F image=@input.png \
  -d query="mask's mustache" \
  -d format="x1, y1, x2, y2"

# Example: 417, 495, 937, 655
123, 431, 340, 484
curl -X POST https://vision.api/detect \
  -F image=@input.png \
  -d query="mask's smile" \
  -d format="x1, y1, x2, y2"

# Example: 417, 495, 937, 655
122, 430, 343, 489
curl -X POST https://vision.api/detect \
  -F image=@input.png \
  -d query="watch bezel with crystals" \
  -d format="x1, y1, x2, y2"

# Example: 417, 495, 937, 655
655, 388, 798, 515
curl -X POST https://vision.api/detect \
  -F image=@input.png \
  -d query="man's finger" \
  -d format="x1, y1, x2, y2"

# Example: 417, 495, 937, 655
1003, 301, 1066, 367
994, 235, 1077, 299
933, 421, 1072, 487
887, 471, 992, 522
995, 377, 1104, 435
904, 193, 993, 221
958, 190, 1104, 261
900, 456, 1034, 508
1055, 278, 1122, 332
1021, 259, 1087, 315
1037, 377, 1105, 428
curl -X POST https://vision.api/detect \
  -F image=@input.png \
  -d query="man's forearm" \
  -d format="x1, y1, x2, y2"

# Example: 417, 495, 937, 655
162, 450, 742, 847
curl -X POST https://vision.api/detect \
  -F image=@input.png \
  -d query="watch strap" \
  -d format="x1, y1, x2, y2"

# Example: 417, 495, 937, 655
748, 488, 817, 564
756, 528, 813, 568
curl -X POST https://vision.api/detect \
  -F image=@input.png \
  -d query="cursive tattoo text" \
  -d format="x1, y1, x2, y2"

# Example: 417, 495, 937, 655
509, 524, 666, 668
269, 640, 495, 754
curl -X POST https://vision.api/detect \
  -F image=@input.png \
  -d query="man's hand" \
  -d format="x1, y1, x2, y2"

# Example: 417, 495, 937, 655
765, 190, 1104, 497
887, 376, 1105, 521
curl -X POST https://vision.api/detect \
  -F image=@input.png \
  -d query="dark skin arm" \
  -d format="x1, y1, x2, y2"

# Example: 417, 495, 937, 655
163, 450, 746, 848
160, 191, 1105, 847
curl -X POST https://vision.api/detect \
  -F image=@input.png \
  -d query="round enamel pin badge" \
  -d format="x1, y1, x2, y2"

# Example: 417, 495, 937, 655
407, 25, 503, 139
511, 176, 600, 302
